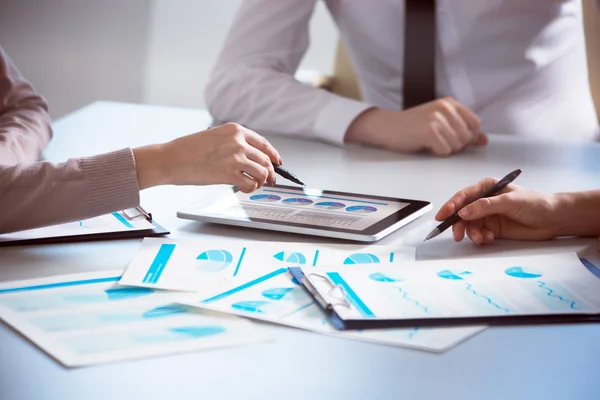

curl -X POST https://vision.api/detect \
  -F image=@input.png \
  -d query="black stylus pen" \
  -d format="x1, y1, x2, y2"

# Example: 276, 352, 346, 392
273, 165, 306, 186
424, 169, 522, 241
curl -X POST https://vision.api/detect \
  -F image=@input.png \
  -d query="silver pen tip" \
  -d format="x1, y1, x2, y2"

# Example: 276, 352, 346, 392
424, 228, 441, 241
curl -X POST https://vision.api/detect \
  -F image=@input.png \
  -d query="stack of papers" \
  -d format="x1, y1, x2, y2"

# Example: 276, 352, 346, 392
0, 270, 267, 367
119, 238, 484, 352
2, 236, 597, 367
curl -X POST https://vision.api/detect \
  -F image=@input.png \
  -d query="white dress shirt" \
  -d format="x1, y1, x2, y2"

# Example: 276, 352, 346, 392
206, 0, 600, 145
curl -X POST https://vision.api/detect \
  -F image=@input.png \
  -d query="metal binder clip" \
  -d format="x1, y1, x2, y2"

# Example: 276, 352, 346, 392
307, 273, 352, 310
122, 207, 152, 221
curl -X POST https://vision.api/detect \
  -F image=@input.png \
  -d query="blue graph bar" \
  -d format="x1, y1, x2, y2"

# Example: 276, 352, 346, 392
233, 247, 247, 277
326, 272, 375, 318
312, 250, 320, 266
142, 244, 176, 284
0, 276, 121, 295
111, 212, 134, 228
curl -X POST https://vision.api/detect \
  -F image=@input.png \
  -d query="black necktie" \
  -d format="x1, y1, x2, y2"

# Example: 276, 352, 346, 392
403, 0, 436, 109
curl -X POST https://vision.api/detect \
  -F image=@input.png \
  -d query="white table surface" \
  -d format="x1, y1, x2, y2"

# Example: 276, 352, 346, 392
1, 101, 599, 400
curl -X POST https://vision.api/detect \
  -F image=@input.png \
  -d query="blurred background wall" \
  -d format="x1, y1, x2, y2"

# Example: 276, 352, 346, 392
0, 0, 338, 118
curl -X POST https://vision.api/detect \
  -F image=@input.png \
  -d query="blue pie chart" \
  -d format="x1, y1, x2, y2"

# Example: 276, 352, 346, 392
273, 251, 306, 264
369, 272, 402, 282
344, 253, 380, 264
346, 205, 378, 213
437, 270, 471, 280
196, 249, 233, 271
282, 198, 313, 206
505, 266, 542, 279
249, 194, 281, 202
231, 301, 270, 313
315, 201, 346, 210
262, 287, 294, 300
142, 304, 188, 319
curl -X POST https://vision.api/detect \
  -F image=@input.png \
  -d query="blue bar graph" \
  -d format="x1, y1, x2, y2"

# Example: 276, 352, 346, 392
232, 247, 247, 277
142, 244, 176, 284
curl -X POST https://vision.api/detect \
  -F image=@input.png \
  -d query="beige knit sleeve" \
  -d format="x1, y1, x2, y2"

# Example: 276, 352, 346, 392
0, 46, 141, 234
0, 46, 52, 166
0, 148, 141, 234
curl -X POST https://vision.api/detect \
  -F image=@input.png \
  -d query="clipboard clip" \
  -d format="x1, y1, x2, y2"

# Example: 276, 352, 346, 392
304, 273, 352, 311
122, 206, 152, 222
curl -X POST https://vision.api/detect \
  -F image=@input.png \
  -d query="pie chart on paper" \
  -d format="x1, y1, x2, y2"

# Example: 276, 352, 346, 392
343, 253, 380, 265
273, 251, 306, 265
437, 270, 472, 280
505, 266, 542, 279
196, 249, 233, 272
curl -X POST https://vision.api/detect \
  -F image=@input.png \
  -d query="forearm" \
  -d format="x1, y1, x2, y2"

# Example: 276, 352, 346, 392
131, 143, 169, 190
0, 149, 139, 234
554, 190, 600, 237
205, 0, 370, 144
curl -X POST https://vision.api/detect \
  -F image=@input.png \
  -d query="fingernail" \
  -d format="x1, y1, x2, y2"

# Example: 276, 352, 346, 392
278, 158, 283, 165
486, 232, 494, 241
458, 207, 472, 218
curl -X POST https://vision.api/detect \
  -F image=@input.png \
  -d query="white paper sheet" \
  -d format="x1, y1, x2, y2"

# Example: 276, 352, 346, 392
0, 270, 269, 367
300, 252, 600, 321
0, 210, 155, 242
180, 268, 484, 353
119, 237, 416, 293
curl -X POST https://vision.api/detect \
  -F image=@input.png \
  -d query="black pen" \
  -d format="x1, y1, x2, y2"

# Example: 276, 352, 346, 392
424, 169, 522, 241
273, 164, 306, 186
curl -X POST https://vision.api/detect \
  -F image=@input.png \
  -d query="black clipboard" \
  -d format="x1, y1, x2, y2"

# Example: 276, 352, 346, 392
0, 207, 169, 247
289, 259, 600, 331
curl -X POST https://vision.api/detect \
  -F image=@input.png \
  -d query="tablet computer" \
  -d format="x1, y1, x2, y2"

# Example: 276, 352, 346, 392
177, 185, 431, 242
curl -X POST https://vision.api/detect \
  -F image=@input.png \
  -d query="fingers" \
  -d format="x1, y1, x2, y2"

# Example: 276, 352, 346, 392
242, 127, 283, 165
435, 177, 500, 221
233, 173, 259, 194
451, 99, 482, 136
239, 157, 270, 188
425, 98, 484, 156
473, 132, 488, 146
245, 145, 276, 185
433, 113, 463, 153
452, 220, 466, 242
437, 99, 474, 146
466, 223, 495, 245
426, 121, 454, 156
458, 194, 519, 221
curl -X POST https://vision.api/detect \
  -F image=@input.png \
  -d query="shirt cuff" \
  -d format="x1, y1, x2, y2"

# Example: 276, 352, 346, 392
80, 148, 140, 217
312, 96, 373, 145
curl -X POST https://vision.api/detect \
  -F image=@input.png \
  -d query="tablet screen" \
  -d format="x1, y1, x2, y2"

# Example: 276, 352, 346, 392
199, 186, 411, 232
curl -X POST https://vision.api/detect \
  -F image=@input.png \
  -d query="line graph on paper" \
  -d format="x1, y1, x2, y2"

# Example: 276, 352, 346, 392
531, 280, 588, 311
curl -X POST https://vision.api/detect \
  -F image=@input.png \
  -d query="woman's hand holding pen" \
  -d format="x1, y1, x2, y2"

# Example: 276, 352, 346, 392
133, 123, 282, 192
435, 177, 570, 245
